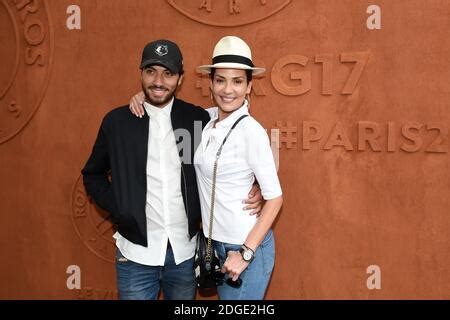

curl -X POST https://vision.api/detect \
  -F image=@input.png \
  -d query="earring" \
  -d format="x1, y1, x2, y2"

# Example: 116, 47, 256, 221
246, 93, 251, 109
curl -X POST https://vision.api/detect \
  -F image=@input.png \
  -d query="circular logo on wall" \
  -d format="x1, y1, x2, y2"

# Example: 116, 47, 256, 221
0, 0, 53, 144
71, 175, 116, 264
167, 0, 291, 27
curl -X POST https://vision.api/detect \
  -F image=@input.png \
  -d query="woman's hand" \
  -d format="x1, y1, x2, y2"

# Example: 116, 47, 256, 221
221, 250, 249, 281
129, 92, 145, 118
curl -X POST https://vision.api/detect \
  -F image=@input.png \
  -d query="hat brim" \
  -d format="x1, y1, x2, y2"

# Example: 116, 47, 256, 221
196, 62, 265, 76
140, 59, 180, 74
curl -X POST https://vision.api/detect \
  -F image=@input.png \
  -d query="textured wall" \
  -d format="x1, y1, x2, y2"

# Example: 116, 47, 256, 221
0, 0, 449, 299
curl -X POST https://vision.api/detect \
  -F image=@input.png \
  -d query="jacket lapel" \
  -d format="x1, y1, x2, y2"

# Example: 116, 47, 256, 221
170, 98, 185, 162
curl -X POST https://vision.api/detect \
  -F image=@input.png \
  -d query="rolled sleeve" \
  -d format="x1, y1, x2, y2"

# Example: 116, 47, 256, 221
246, 123, 282, 200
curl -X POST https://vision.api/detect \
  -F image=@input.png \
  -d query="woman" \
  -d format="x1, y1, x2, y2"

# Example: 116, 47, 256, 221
130, 36, 282, 300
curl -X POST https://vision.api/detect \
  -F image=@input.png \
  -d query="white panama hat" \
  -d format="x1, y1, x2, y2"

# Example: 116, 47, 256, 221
196, 36, 265, 76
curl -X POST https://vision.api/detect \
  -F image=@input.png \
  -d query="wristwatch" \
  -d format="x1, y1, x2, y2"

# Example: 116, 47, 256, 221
239, 244, 255, 263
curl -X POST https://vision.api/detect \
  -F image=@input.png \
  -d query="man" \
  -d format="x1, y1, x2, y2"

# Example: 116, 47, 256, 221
81, 39, 261, 300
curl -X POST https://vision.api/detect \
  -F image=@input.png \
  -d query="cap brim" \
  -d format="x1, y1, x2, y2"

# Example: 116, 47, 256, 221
196, 62, 265, 76
140, 59, 179, 74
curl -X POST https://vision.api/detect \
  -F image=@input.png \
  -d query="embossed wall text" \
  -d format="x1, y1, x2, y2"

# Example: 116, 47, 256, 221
0, 0, 53, 144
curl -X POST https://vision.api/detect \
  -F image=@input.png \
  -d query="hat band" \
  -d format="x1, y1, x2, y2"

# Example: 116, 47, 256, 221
212, 55, 254, 68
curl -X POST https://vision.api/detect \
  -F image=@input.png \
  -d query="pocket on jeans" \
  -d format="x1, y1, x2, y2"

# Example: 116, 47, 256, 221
223, 243, 240, 252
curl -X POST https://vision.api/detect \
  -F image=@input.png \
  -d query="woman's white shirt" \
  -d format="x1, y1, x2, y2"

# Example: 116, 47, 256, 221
194, 102, 282, 244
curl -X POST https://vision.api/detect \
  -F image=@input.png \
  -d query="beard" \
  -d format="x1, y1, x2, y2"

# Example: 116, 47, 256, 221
141, 83, 176, 107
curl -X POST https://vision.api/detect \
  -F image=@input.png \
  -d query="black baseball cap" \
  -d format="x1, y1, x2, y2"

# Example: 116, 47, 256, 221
140, 39, 183, 74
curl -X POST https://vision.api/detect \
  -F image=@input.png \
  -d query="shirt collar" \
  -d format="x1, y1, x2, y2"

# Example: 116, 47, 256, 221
143, 97, 174, 118
208, 100, 249, 129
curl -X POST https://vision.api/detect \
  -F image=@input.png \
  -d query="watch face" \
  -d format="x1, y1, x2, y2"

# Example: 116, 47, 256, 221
243, 251, 252, 261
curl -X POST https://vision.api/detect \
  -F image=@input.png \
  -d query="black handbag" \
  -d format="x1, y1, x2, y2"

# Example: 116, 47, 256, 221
194, 115, 248, 289
194, 230, 223, 288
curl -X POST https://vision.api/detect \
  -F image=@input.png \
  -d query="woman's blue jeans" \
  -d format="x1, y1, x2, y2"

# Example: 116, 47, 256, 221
213, 229, 275, 300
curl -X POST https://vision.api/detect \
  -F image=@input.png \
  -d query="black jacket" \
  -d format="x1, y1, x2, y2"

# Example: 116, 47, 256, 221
81, 98, 210, 246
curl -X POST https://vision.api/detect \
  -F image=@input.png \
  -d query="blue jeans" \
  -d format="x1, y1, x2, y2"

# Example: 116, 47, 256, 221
213, 229, 275, 300
115, 246, 196, 300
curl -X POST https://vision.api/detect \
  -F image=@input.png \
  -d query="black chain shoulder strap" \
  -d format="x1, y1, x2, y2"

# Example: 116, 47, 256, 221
205, 114, 249, 261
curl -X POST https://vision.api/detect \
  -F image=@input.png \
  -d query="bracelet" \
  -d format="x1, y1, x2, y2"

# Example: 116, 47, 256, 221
243, 244, 255, 254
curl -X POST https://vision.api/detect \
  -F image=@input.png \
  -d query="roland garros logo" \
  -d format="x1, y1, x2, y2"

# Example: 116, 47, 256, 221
167, 0, 291, 27
71, 175, 116, 263
0, 0, 53, 144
